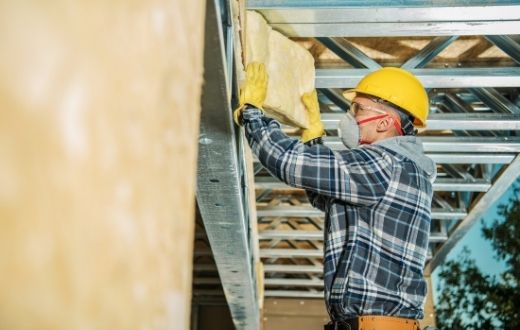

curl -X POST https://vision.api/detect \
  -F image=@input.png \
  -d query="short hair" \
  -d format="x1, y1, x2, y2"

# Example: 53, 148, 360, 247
370, 97, 417, 136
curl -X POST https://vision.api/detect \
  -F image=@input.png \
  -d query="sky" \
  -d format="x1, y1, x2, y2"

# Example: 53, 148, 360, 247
431, 178, 518, 306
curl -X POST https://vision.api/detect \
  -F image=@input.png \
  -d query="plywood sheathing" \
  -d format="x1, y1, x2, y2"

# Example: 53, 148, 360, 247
295, 36, 515, 68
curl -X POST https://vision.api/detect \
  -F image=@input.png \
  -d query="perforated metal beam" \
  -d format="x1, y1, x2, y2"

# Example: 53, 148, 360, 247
196, 0, 259, 328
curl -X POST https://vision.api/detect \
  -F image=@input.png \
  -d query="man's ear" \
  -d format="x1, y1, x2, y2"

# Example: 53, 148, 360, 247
375, 117, 392, 133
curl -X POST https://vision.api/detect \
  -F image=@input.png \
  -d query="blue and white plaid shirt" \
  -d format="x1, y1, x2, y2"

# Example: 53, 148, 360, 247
243, 107, 435, 320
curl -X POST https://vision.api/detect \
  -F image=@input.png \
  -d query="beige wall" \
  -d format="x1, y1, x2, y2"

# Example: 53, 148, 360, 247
0, 1, 206, 329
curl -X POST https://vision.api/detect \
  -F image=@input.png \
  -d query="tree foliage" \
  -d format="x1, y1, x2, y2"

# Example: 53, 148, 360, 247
435, 183, 520, 330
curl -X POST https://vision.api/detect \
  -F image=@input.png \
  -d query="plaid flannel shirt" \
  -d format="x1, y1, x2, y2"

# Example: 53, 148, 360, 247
242, 107, 434, 320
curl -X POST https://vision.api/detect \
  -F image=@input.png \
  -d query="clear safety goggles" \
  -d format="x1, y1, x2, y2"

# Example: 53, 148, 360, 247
349, 102, 389, 116
349, 102, 404, 136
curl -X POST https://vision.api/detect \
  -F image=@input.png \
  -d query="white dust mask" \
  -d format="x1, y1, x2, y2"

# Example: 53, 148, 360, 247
338, 111, 390, 149
338, 112, 360, 149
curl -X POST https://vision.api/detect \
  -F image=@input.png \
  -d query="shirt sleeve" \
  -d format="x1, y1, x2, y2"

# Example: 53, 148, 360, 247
242, 106, 393, 206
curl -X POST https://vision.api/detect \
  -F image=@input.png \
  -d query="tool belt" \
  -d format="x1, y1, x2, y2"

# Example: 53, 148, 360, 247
324, 315, 420, 330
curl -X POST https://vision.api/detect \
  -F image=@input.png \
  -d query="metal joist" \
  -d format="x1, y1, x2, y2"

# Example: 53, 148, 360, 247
264, 264, 323, 274
254, 153, 515, 165
318, 88, 350, 111
248, 2, 520, 37
259, 230, 448, 243
257, 205, 467, 220
485, 35, 520, 64
470, 88, 520, 114
320, 112, 520, 131
260, 248, 323, 258
260, 248, 434, 260
401, 36, 459, 70
255, 176, 491, 192
315, 68, 520, 89
427, 154, 514, 164
321, 136, 520, 153
264, 290, 324, 298
265, 278, 324, 287
315, 37, 380, 69
196, 0, 259, 328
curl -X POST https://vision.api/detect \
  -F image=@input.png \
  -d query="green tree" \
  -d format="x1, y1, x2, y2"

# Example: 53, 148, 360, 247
435, 184, 520, 330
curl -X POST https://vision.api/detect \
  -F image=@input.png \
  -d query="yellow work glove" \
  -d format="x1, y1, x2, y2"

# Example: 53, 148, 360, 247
300, 90, 325, 143
233, 62, 268, 125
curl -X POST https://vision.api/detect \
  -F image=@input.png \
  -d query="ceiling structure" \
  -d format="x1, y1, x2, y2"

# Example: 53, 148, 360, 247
194, 1, 520, 328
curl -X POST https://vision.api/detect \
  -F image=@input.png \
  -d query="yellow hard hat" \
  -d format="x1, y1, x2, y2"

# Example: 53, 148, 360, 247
343, 67, 429, 127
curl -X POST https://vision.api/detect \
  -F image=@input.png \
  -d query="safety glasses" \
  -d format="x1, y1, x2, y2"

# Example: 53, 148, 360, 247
350, 102, 404, 136
349, 102, 388, 116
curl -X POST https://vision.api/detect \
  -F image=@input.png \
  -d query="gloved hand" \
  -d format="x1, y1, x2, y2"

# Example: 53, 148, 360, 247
233, 62, 268, 125
300, 90, 325, 142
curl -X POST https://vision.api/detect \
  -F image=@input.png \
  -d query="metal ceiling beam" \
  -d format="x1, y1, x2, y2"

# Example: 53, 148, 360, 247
257, 206, 467, 220
427, 154, 514, 164
321, 136, 520, 153
260, 249, 323, 258
248, 2, 520, 37
315, 37, 380, 69
260, 230, 323, 240
254, 153, 515, 165
485, 35, 520, 64
259, 230, 448, 243
196, 0, 259, 328
256, 176, 491, 192
401, 36, 459, 70
261, 248, 434, 259
318, 88, 350, 112
315, 68, 520, 88
470, 88, 520, 114
264, 290, 324, 298
433, 179, 490, 192
248, 1, 520, 19
422, 113, 520, 131
265, 278, 323, 287
427, 155, 520, 273
248, 0, 519, 7
264, 264, 323, 274
269, 22, 520, 38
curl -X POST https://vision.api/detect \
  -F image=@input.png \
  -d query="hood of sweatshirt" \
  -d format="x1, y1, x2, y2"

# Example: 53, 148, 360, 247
375, 136, 437, 183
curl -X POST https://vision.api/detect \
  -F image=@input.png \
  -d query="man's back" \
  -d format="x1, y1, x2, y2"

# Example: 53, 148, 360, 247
307, 137, 436, 320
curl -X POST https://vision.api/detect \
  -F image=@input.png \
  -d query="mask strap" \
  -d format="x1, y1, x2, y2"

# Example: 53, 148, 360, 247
356, 114, 387, 126
357, 113, 404, 136
356, 114, 404, 145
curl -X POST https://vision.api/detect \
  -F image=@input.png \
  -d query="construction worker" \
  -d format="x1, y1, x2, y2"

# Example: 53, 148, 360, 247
234, 63, 436, 330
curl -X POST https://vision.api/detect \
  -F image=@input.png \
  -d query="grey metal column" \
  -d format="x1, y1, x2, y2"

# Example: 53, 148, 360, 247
197, 0, 259, 328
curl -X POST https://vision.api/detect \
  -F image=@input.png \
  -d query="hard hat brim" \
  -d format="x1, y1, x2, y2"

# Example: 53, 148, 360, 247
342, 89, 358, 102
